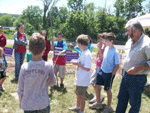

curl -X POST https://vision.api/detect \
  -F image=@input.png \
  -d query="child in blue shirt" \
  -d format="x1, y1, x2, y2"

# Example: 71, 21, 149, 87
89, 32, 120, 112
74, 35, 94, 54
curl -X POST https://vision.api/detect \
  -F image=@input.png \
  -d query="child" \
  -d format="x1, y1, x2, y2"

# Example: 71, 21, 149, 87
74, 35, 94, 55
0, 47, 6, 92
89, 33, 106, 104
51, 33, 67, 88
17, 33, 56, 112
89, 32, 120, 113
69, 34, 92, 113
41, 30, 51, 61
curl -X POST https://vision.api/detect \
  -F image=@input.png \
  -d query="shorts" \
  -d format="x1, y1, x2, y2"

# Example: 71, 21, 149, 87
0, 71, 6, 79
90, 66, 101, 85
76, 86, 88, 96
54, 64, 66, 78
24, 105, 50, 113
96, 69, 115, 91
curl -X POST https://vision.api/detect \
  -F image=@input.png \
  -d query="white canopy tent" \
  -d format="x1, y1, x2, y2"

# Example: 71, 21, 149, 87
125, 13, 150, 30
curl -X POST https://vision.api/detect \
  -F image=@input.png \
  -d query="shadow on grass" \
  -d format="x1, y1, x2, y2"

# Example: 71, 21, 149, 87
10, 78, 18, 84
143, 85, 150, 99
85, 91, 94, 100
49, 85, 67, 98
89, 104, 115, 113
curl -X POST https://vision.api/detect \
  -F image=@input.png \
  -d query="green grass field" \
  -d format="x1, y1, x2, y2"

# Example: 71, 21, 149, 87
0, 47, 150, 113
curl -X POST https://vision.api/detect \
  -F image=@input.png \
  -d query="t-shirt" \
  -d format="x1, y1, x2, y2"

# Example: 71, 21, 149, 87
101, 46, 120, 73
17, 60, 56, 111
96, 49, 104, 67
53, 41, 67, 65
0, 33, 6, 51
75, 49, 92, 86
15, 32, 26, 53
42, 39, 50, 56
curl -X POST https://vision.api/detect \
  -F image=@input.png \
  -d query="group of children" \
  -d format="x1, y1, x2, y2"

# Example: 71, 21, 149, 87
0, 31, 120, 113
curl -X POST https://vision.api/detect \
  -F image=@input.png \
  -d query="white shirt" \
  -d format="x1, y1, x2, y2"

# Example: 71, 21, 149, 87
75, 49, 92, 86
17, 60, 56, 111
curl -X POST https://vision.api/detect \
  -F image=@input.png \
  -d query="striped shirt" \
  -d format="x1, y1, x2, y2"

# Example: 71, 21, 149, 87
123, 34, 150, 75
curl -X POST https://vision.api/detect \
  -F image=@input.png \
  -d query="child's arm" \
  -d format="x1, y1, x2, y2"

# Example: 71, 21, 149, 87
71, 54, 92, 72
112, 64, 119, 76
74, 46, 82, 55
50, 39, 54, 51
47, 61, 56, 86
112, 52, 120, 76
17, 66, 25, 108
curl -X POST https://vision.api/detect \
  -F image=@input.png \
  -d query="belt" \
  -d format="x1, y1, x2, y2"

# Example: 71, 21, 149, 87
125, 71, 146, 76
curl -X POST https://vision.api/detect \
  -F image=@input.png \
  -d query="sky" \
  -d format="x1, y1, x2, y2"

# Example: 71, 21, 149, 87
0, 0, 149, 15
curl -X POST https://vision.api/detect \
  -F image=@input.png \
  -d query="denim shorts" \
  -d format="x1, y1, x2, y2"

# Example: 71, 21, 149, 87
96, 69, 115, 91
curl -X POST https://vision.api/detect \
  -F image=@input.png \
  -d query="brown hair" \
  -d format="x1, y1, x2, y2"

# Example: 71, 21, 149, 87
98, 32, 108, 39
57, 33, 63, 37
29, 33, 46, 55
0, 47, 4, 57
106, 32, 116, 41
76, 34, 89, 46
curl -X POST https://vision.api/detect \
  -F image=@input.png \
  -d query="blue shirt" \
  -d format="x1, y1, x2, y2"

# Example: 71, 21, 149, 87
74, 44, 94, 54
53, 41, 67, 51
101, 46, 120, 73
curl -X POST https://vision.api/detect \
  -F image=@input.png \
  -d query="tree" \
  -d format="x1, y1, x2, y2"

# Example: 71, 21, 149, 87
0, 15, 14, 26
42, 0, 59, 29
125, 0, 145, 20
62, 11, 88, 41
21, 5, 42, 30
67, 0, 83, 11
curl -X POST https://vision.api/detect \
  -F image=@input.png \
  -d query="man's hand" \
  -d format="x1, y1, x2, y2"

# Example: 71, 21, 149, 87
127, 66, 139, 75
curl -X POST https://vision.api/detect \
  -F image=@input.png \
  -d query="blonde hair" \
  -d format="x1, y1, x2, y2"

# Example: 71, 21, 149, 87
76, 34, 89, 46
29, 33, 46, 55
0, 47, 4, 57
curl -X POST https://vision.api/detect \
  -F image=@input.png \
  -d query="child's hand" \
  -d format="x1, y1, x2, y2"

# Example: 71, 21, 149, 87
51, 39, 54, 43
57, 51, 62, 56
70, 59, 79, 65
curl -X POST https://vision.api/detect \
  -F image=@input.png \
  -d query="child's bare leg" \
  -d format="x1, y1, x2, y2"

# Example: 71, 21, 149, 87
0, 77, 6, 86
80, 95, 85, 112
95, 84, 101, 103
77, 94, 81, 107
60, 78, 64, 84
106, 89, 112, 106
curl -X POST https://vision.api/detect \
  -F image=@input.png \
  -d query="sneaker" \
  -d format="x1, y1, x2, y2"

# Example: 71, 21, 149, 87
0, 85, 5, 91
89, 102, 103, 109
90, 96, 96, 103
60, 83, 64, 88
102, 106, 113, 113
90, 95, 104, 103
68, 106, 80, 112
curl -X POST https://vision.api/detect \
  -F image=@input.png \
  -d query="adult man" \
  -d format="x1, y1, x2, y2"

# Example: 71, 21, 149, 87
0, 26, 7, 68
116, 20, 150, 113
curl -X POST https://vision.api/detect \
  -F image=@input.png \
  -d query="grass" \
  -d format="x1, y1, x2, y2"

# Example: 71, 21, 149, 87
0, 51, 150, 113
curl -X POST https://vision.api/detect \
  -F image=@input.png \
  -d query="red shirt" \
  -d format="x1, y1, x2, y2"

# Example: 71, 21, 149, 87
53, 56, 66, 65
0, 33, 6, 51
15, 32, 26, 53
42, 39, 50, 56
